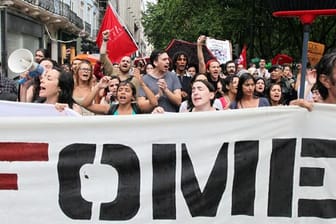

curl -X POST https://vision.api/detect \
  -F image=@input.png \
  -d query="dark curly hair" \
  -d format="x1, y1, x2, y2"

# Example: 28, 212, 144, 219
172, 51, 189, 70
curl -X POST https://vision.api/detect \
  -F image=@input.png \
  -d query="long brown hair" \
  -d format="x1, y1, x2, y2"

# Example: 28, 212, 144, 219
74, 59, 93, 86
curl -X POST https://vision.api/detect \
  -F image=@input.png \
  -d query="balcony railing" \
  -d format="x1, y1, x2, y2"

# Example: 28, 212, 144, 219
60, 2, 70, 18
53, 0, 60, 15
23, 0, 37, 4
70, 11, 83, 30
21, 0, 83, 30
85, 22, 91, 34
38, 0, 55, 13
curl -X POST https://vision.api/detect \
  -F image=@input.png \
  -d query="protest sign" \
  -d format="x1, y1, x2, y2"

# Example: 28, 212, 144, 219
206, 38, 232, 64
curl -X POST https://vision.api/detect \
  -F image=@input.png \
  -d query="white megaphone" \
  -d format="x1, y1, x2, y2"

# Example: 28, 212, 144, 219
8, 49, 44, 84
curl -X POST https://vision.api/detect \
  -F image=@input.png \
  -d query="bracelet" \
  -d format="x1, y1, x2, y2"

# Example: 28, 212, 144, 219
103, 38, 109, 42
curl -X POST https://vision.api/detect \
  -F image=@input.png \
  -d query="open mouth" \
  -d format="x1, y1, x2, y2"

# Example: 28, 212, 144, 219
120, 64, 129, 70
39, 83, 46, 91
193, 97, 202, 102
39, 86, 46, 95
118, 95, 127, 101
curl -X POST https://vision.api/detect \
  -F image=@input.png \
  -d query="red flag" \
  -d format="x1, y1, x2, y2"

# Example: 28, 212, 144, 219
238, 45, 247, 68
96, 5, 138, 63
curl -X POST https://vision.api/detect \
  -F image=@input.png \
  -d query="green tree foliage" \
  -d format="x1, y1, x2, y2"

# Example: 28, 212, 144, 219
142, 0, 336, 61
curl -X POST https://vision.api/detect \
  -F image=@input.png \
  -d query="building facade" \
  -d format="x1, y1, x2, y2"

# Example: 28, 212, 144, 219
0, 0, 146, 79
0, 0, 101, 79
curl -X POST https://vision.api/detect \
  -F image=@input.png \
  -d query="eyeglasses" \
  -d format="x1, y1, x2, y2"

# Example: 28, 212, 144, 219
79, 68, 91, 72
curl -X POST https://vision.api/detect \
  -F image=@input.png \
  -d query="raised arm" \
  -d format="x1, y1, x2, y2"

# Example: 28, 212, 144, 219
295, 68, 317, 100
197, 35, 207, 74
80, 76, 109, 107
100, 30, 114, 75
85, 102, 110, 115
304, 68, 317, 99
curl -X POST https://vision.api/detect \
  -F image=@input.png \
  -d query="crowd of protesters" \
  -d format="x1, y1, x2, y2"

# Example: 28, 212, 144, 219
1, 32, 335, 115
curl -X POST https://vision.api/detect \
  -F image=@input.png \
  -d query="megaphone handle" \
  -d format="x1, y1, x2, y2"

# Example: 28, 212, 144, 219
18, 77, 27, 85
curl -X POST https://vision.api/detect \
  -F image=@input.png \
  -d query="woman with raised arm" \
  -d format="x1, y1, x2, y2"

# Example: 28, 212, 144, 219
82, 77, 141, 115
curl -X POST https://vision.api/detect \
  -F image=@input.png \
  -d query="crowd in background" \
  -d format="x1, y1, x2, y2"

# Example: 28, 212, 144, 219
1, 32, 335, 115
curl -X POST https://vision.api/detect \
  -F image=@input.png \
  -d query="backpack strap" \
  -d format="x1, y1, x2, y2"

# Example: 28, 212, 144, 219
131, 102, 142, 114
108, 103, 141, 115
107, 104, 119, 115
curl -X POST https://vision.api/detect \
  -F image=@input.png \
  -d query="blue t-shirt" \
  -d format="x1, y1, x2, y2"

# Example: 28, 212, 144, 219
139, 72, 181, 112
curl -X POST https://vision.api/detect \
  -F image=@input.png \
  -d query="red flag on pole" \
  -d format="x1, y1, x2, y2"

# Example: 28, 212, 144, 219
96, 4, 138, 63
238, 44, 247, 68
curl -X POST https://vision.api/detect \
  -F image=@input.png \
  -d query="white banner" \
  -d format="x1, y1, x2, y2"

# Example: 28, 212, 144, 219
0, 100, 80, 116
0, 103, 336, 223
206, 37, 232, 64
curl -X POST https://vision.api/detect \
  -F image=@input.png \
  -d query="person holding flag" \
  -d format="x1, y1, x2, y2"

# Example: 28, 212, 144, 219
100, 29, 135, 82
96, 3, 138, 64
96, 3, 139, 88
98, 30, 158, 111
